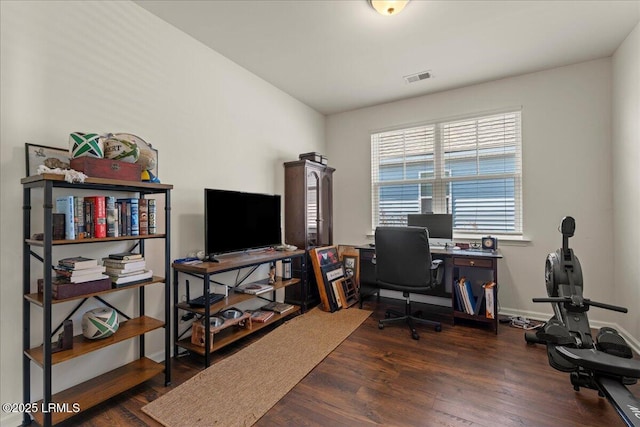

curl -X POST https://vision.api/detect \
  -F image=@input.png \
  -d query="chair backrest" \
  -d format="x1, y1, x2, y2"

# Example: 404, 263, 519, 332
375, 226, 435, 292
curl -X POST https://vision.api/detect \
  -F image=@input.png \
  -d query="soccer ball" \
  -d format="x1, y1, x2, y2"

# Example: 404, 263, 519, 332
69, 132, 104, 158
82, 307, 119, 339
103, 136, 141, 163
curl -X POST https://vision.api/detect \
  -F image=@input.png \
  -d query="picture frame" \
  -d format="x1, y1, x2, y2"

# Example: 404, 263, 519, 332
340, 252, 360, 289
25, 143, 70, 177
310, 245, 342, 312
335, 276, 359, 308
313, 246, 339, 267
320, 262, 345, 311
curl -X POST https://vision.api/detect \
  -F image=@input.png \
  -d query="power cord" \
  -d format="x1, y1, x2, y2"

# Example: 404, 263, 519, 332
508, 316, 545, 330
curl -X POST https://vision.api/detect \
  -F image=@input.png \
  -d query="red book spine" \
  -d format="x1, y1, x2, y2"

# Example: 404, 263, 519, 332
85, 196, 107, 238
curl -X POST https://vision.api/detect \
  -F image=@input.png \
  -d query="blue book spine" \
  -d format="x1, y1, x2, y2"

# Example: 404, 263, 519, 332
453, 280, 464, 312
464, 279, 477, 313
118, 198, 139, 236
55, 196, 75, 240
130, 198, 139, 236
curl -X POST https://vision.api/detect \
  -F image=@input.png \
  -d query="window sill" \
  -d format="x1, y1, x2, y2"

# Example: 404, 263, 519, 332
366, 231, 531, 246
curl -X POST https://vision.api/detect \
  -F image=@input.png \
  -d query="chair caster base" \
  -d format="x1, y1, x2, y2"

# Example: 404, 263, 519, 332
435, 325, 442, 332
378, 322, 384, 329
411, 331, 419, 340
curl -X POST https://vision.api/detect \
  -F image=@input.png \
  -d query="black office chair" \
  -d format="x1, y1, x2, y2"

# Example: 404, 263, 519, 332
375, 226, 444, 340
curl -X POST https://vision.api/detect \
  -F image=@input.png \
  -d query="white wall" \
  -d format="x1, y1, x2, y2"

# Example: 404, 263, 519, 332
612, 22, 640, 339
0, 1, 324, 424
326, 59, 635, 332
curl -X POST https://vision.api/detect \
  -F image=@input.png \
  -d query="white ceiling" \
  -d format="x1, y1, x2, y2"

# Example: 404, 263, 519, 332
134, 0, 639, 115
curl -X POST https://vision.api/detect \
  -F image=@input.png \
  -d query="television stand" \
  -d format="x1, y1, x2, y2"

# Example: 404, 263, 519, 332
173, 249, 309, 367
205, 254, 220, 263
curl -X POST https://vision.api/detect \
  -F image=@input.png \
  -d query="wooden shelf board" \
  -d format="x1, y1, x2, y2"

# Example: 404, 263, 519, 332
25, 276, 165, 306
21, 173, 173, 190
31, 357, 163, 426
26, 316, 164, 367
26, 234, 166, 246
176, 306, 300, 355
452, 311, 493, 322
176, 278, 301, 315
172, 249, 306, 274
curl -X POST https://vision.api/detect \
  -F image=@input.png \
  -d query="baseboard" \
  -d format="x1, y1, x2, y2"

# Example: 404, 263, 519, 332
498, 307, 640, 355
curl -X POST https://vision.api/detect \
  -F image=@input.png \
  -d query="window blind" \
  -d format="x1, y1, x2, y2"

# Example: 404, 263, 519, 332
371, 111, 522, 235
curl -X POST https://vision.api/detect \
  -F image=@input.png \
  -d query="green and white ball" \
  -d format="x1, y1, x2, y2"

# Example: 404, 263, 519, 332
104, 137, 141, 163
70, 132, 104, 158
82, 307, 119, 339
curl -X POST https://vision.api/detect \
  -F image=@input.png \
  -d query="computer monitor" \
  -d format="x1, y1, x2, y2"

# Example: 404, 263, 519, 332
407, 213, 453, 247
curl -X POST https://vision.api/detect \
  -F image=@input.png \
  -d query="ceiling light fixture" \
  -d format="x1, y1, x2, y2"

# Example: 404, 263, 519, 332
369, 0, 410, 16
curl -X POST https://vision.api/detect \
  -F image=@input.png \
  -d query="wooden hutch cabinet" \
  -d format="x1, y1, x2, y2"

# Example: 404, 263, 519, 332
283, 159, 335, 309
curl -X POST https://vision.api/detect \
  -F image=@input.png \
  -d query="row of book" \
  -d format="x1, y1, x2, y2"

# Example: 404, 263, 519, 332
454, 277, 496, 319
54, 196, 157, 240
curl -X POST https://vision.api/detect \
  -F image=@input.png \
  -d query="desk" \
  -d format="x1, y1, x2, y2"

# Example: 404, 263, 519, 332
357, 246, 503, 333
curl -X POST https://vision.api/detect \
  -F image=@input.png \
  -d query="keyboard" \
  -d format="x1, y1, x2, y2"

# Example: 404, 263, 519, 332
188, 293, 225, 307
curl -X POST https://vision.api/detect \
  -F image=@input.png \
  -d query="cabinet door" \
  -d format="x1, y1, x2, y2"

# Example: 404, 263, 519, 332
317, 172, 333, 246
306, 169, 320, 247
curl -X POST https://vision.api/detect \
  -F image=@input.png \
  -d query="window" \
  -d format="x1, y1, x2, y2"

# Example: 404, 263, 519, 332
371, 110, 522, 235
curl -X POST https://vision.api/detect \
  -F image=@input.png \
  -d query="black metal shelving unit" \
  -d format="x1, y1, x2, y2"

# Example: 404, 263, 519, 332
21, 174, 172, 426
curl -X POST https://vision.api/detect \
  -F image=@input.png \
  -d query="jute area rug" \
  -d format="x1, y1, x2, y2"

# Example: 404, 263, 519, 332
142, 307, 371, 427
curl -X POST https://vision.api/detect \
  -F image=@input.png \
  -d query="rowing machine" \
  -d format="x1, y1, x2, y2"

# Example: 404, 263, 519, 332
525, 216, 640, 426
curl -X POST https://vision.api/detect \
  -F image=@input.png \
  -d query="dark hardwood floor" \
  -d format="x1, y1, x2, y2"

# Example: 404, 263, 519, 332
57, 298, 639, 427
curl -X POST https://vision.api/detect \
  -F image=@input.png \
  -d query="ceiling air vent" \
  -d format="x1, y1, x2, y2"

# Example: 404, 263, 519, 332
404, 71, 432, 84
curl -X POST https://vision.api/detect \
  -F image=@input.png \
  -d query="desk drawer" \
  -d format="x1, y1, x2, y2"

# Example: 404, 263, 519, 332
453, 257, 493, 269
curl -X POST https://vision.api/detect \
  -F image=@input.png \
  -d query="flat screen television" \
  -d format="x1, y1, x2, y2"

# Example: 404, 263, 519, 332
205, 188, 282, 258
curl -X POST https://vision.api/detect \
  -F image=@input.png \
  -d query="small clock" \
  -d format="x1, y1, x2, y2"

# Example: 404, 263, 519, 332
482, 236, 498, 251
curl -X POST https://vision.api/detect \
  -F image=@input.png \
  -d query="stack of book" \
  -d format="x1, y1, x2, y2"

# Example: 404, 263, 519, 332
103, 252, 153, 287
234, 280, 274, 295
261, 301, 295, 314
54, 257, 108, 283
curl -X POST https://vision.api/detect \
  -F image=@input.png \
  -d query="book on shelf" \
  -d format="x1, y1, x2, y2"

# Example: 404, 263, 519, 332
102, 258, 146, 271
105, 267, 146, 277
106, 196, 119, 237
54, 264, 106, 276
148, 199, 157, 234
58, 256, 98, 269
235, 281, 274, 295
108, 252, 143, 260
483, 281, 496, 319
457, 278, 472, 314
55, 196, 75, 240
60, 272, 109, 284
110, 269, 153, 287
261, 301, 295, 314
118, 198, 139, 236
452, 279, 465, 312
74, 196, 85, 239
52, 213, 65, 240
250, 310, 275, 323
84, 198, 94, 238
84, 196, 106, 238
138, 198, 148, 235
